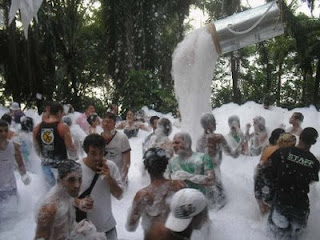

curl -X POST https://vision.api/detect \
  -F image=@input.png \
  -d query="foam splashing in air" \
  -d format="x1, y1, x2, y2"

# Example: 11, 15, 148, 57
172, 27, 218, 146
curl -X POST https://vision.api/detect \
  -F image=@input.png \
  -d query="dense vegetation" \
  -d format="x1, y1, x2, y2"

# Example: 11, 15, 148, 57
0, 0, 319, 115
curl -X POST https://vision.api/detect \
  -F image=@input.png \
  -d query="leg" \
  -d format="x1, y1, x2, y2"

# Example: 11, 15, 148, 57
41, 163, 56, 188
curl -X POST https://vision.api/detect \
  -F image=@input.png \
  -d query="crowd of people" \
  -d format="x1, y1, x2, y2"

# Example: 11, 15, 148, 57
0, 100, 319, 240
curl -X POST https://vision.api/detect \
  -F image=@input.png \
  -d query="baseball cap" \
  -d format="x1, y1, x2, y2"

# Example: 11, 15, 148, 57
165, 188, 208, 232
10, 102, 20, 111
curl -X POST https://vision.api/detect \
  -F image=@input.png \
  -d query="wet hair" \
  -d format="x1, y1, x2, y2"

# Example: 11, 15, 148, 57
49, 102, 64, 115
0, 119, 9, 128
293, 112, 304, 122
83, 134, 105, 153
149, 116, 160, 125
20, 116, 34, 132
253, 116, 266, 131
277, 133, 296, 148
136, 110, 145, 121
200, 113, 216, 131
228, 115, 240, 128
269, 128, 285, 145
300, 127, 318, 146
44, 101, 53, 109
62, 116, 72, 126
85, 103, 95, 110
143, 148, 169, 176
87, 113, 99, 126
157, 118, 172, 136
175, 132, 192, 149
57, 160, 82, 180
103, 112, 116, 122
1, 114, 12, 125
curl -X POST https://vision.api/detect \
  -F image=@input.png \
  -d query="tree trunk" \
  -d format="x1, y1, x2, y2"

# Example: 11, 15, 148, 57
313, 58, 320, 108
5, 8, 21, 102
231, 53, 241, 104
276, 62, 282, 106
301, 70, 307, 105
265, 63, 272, 91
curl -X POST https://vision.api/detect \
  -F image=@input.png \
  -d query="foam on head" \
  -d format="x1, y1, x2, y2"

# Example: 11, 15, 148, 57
57, 160, 82, 180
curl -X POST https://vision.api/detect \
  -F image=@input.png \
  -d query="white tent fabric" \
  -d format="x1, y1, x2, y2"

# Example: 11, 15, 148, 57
9, 0, 43, 39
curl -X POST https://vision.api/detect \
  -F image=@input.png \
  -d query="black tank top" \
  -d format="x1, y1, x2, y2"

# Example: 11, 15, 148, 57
36, 121, 67, 166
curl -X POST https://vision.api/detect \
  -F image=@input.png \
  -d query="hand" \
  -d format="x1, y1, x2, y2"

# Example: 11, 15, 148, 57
171, 170, 193, 181
96, 162, 111, 180
79, 196, 94, 212
21, 174, 31, 185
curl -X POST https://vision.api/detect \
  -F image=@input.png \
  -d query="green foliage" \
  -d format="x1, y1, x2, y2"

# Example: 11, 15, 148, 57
120, 69, 177, 114
0, 0, 320, 113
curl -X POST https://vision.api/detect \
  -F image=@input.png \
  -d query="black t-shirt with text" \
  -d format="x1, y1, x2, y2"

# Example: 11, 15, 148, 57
266, 147, 319, 210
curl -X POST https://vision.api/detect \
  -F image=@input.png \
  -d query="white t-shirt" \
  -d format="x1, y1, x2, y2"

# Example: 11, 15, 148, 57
78, 158, 124, 232
0, 141, 17, 192
105, 131, 131, 171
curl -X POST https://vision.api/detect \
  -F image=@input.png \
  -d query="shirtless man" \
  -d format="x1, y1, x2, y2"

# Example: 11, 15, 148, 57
145, 188, 210, 240
225, 115, 245, 152
286, 112, 304, 137
148, 118, 174, 157
142, 116, 160, 155
34, 160, 82, 240
245, 116, 268, 156
197, 113, 241, 208
126, 147, 185, 235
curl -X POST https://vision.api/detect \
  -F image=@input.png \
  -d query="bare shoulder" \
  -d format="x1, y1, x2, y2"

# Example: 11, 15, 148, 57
134, 187, 152, 203
37, 202, 57, 219
58, 122, 69, 131
169, 180, 186, 191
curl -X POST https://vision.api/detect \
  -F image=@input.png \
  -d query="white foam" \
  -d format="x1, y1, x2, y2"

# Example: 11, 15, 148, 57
172, 27, 219, 146
0, 103, 319, 239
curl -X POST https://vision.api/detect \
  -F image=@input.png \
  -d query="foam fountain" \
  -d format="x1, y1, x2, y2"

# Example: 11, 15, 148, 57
172, 1, 284, 145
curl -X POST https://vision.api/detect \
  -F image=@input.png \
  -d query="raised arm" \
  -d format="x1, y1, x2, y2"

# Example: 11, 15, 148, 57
97, 161, 123, 200
137, 122, 151, 132
219, 135, 240, 158
115, 121, 126, 130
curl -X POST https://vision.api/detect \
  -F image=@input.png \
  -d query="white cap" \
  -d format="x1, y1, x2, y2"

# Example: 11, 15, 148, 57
10, 102, 20, 111
165, 188, 207, 232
